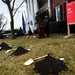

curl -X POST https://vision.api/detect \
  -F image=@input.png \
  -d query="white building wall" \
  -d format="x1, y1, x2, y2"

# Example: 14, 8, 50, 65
26, 0, 36, 31
34, 0, 39, 16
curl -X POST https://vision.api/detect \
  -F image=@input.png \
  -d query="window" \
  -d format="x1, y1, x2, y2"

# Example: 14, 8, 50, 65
55, 5, 62, 21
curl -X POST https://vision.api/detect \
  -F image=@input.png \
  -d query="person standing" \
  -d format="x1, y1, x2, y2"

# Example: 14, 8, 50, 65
26, 22, 35, 38
44, 15, 50, 37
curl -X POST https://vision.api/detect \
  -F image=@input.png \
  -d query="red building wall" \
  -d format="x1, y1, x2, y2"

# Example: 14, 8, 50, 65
50, 0, 66, 21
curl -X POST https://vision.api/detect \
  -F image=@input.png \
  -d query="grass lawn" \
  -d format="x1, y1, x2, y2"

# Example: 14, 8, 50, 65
0, 33, 75, 75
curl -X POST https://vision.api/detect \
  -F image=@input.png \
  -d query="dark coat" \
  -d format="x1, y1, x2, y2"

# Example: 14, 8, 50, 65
44, 18, 50, 33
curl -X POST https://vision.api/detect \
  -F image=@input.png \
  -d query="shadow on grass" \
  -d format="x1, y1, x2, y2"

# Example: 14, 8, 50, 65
34, 54, 68, 75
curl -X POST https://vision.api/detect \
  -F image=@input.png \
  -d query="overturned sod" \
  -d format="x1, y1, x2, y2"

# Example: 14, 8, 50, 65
34, 54, 68, 75
10, 46, 29, 56
0, 42, 12, 51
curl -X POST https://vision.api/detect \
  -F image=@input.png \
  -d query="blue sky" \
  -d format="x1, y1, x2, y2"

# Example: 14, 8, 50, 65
0, 0, 27, 30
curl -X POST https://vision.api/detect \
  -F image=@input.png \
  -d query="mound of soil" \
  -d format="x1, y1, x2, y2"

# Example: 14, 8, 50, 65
11, 46, 29, 56
34, 54, 68, 75
0, 42, 12, 51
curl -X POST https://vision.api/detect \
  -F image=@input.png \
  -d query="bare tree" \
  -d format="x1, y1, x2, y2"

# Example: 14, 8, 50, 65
1, 0, 26, 39
0, 14, 7, 32
0, 14, 3, 28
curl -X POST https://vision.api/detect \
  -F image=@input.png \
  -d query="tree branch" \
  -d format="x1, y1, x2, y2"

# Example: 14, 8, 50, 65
12, 0, 16, 11
2, 0, 7, 4
13, 0, 25, 16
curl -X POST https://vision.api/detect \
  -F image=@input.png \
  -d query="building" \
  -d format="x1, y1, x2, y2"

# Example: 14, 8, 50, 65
26, 0, 75, 24
26, 0, 51, 30
50, 0, 66, 21
37, 0, 51, 17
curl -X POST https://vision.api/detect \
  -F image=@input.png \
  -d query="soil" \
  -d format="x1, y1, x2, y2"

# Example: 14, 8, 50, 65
34, 54, 68, 75
11, 46, 29, 56
0, 42, 12, 51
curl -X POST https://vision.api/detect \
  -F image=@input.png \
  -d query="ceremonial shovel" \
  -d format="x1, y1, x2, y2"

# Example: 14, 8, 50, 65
24, 55, 47, 65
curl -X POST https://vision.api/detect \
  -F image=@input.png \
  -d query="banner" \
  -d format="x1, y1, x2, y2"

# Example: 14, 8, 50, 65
66, 1, 75, 25
22, 14, 26, 35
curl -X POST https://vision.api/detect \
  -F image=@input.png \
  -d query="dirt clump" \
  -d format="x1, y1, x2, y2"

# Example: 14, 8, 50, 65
34, 54, 68, 75
0, 42, 12, 51
11, 46, 29, 56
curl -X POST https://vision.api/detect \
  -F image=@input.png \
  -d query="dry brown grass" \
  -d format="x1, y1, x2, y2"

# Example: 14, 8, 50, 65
0, 33, 75, 75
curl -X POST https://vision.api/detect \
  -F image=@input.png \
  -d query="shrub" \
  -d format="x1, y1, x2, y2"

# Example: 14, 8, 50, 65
35, 10, 49, 23
70, 25, 75, 33
50, 21, 67, 33
14, 28, 24, 36
0, 33, 4, 39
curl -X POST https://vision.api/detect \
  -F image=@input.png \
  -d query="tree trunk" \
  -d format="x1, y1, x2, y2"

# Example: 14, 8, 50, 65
2, 0, 25, 39
10, 16, 15, 39
10, 10, 15, 39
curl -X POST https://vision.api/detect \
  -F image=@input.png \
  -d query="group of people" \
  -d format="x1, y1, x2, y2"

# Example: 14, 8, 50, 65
26, 15, 50, 38
26, 22, 35, 38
